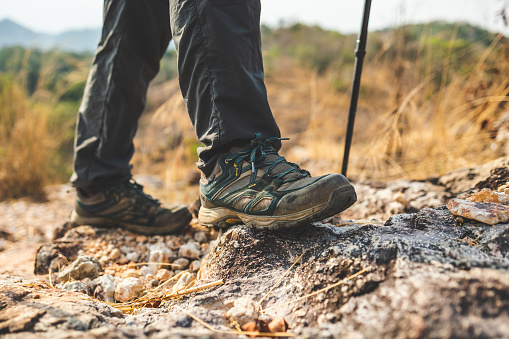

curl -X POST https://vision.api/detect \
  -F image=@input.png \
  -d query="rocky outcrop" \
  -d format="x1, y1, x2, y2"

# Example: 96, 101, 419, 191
438, 156, 509, 195
3, 158, 509, 338
171, 209, 509, 338
2, 204, 509, 338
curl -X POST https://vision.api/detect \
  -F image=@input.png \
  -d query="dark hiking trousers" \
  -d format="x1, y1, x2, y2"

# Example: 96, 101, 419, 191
71, 0, 281, 193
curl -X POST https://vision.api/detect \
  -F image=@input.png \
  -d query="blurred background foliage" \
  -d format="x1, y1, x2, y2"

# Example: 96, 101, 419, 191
1, 21, 508, 201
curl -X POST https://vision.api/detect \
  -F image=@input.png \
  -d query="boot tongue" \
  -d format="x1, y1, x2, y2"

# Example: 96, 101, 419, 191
259, 153, 305, 181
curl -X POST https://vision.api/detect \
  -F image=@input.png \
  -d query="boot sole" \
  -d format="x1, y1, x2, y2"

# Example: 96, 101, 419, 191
198, 183, 357, 230
69, 209, 192, 235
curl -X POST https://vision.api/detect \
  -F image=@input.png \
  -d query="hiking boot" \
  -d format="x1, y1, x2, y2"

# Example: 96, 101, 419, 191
70, 180, 192, 235
198, 134, 357, 230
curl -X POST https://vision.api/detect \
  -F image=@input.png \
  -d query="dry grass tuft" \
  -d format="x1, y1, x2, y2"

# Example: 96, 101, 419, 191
0, 78, 57, 200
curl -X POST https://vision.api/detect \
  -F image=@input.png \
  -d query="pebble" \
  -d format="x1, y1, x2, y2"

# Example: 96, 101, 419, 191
201, 243, 210, 253
139, 265, 155, 277
194, 232, 208, 243
121, 269, 139, 278
136, 235, 148, 243
109, 248, 121, 260
171, 272, 195, 294
57, 256, 102, 283
189, 260, 201, 272
172, 258, 189, 270
114, 277, 143, 302
81, 277, 92, 286
156, 269, 173, 282
226, 297, 259, 326
178, 243, 201, 259
148, 245, 173, 271
125, 252, 140, 262
59, 281, 89, 294
92, 274, 116, 302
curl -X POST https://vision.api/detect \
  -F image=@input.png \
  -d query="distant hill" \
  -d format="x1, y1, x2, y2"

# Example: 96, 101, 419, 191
0, 19, 100, 52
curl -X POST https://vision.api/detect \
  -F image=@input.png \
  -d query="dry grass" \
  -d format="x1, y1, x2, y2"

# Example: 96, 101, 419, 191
3, 24, 508, 202
134, 32, 509, 191
0, 78, 57, 200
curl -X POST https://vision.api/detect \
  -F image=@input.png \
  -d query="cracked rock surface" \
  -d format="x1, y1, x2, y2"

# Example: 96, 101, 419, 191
2, 206, 509, 338
2, 158, 509, 338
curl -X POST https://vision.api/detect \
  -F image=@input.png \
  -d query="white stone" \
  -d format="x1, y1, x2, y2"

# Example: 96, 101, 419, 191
155, 269, 173, 282
171, 272, 195, 294
189, 260, 201, 272
139, 265, 155, 277
226, 297, 259, 326
60, 281, 89, 294
447, 198, 509, 225
57, 256, 102, 283
125, 252, 139, 262
194, 232, 208, 243
121, 269, 138, 278
172, 258, 189, 270
114, 277, 143, 302
148, 245, 174, 271
178, 243, 201, 259
109, 248, 121, 260
92, 274, 116, 302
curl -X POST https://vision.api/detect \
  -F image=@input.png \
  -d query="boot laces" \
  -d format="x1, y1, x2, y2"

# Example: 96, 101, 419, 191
225, 133, 309, 184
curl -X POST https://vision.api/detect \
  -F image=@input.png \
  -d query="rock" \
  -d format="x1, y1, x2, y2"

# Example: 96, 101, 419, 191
125, 252, 139, 262
467, 188, 509, 204
194, 231, 208, 243
178, 243, 201, 259
171, 272, 195, 294
0, 276, 123, 336
7, 161, 509, 337
447, 198, 509, 225
139, 265, 155, 277
0, 229, 15, 242
267, 315, 289, 333
52, 222, 76, 240
34, 241, 81, 275
156, 269, 173, 282
226, 297, 259, 327
172, 258, 189, 270
438, 156, 509, 194
121, 269, 139, 278
136, 235, 148, 243
189, 260, 201, 272
59, 281, 89, 294
108, 248, 121, 260
114, 277, 143, 302
57, 255, 102, 283
475, 167, 509, 191
168, 215, 509, 338
343, 179, 449, 220
148, 245, 173, 271
144, 277, 158, 289
92, 274, 116, 302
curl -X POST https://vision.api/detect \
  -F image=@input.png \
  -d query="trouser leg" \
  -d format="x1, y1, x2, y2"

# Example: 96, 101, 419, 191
71, 0, 171, 193
169, 0, 281, 175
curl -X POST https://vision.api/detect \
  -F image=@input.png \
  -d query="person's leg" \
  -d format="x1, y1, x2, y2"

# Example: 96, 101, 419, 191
71, 0, 171, 193
170, 0, 357, 230
70, 0, 191, 234
169, 0, 281, 176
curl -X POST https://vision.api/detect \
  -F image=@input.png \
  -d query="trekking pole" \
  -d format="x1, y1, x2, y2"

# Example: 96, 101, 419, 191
341, 0, 372, 176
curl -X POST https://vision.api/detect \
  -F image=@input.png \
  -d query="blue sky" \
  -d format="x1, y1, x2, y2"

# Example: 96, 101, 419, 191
1, 0, 508, 35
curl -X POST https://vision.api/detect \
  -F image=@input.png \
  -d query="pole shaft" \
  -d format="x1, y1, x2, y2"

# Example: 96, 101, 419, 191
341, 0, 372, 176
